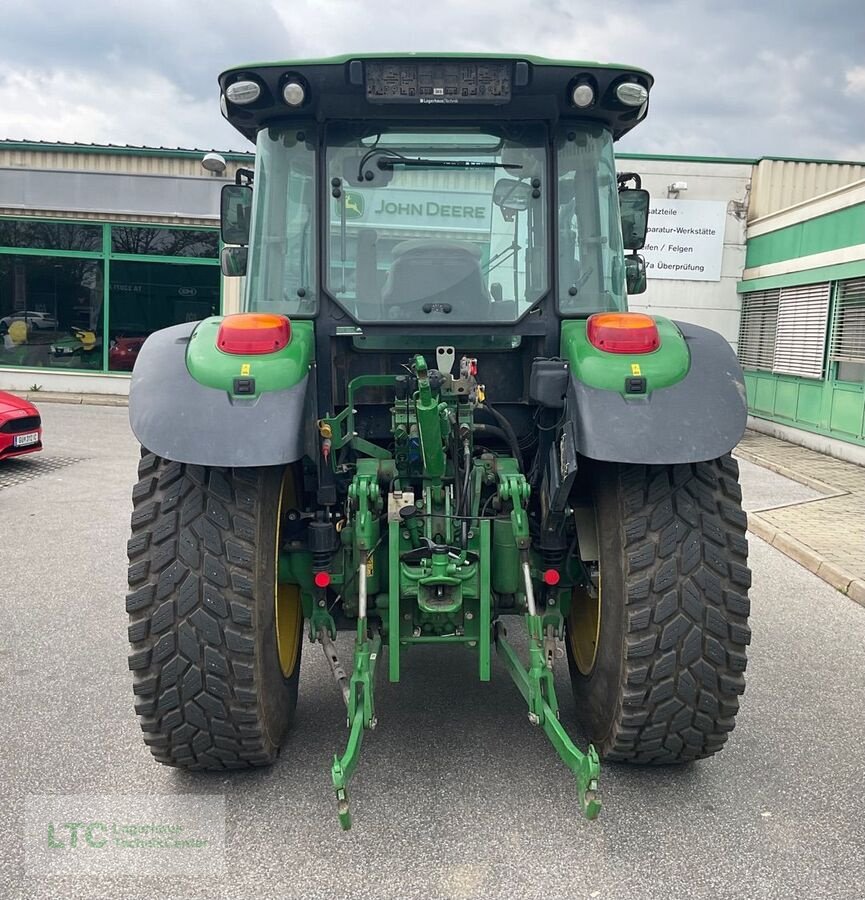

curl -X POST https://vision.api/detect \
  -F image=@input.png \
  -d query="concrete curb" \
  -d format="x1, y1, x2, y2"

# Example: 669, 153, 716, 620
11, 390, 128, 408
737, 443, 864, 607
735, 447, 842, 497
747, 510, 865, 609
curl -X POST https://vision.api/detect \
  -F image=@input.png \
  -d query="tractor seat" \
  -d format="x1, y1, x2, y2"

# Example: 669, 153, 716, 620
381, 241, 491, 316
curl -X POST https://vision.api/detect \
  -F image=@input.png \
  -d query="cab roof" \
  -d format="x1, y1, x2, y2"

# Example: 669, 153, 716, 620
218, 54, 653, 144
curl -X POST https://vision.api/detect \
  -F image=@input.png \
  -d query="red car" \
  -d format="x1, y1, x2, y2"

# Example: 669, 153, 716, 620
109, 336, 147, 372
0, 391, 42, 459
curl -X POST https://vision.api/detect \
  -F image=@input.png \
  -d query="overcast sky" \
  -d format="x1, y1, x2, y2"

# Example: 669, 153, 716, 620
0, 0, 862, 160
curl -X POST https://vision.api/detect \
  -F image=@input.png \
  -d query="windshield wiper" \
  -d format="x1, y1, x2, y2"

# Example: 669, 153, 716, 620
376, 157, 522, 172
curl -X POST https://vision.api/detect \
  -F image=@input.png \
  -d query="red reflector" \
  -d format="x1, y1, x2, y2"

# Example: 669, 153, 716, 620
586, 312, 660, 354
216, 313, 291, 355
314, 571, 331, 588
543, 569, 560, 586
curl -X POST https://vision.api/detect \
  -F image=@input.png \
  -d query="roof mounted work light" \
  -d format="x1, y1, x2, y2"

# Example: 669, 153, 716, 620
225, 80, 261, 105
616, 82, 649, 107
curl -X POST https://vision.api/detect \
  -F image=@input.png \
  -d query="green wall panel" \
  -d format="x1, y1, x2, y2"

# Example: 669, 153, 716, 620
829, 388, 864, 438
744, 372, 758, 406
796, 381, 824, 427
774, 379, 798, 421
754, 377, 776, 414
746, 370, 865, 448
746, 203, 865, 268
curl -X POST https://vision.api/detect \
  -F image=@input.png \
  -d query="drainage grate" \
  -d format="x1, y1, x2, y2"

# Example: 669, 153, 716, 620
0, 455, 84, 490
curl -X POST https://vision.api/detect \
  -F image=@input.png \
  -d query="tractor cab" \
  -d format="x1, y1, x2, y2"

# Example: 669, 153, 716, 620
218, 56, 651, 326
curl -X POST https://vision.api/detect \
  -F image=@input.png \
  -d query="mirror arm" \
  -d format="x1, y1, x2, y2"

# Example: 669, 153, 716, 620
235, 167, 255, 186
617, 171, 641, 192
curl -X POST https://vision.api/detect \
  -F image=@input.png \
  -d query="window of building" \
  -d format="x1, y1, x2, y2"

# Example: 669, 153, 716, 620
0, 217, 220, 375
0, 219, 103, 252
107, 261, 219, 371
111, 227, 219, 258
738, 289, 779, 370
830, 277, 865, 384
772, 282, 830, 379
0, 255, 104, 370
738, 282, 830, 379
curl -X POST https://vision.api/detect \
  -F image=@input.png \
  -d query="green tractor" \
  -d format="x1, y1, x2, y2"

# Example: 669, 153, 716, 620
126, 55, 750, 829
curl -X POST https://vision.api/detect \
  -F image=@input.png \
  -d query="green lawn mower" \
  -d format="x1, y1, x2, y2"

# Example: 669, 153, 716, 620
126, 55, 751, 830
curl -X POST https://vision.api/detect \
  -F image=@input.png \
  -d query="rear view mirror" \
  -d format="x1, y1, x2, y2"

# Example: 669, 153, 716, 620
625, 254, 647, 295
221, 184, 252, 245
493, 178, 532, 212
619, 188, 650, 250
221, 246, 248, 277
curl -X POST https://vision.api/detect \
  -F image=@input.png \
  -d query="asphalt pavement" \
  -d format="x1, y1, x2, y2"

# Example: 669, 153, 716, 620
1, 404, 864, 900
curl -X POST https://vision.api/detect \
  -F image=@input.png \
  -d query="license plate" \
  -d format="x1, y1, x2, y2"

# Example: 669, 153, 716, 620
14, 431, 39, 447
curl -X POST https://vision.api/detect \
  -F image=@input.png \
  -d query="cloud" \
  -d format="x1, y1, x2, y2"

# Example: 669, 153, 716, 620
846, 66, 865, 98
0, 0, 861, 161
0, 68, 243, 150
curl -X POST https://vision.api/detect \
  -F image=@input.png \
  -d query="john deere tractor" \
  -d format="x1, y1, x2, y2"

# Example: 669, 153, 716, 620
126, 55, 751, 829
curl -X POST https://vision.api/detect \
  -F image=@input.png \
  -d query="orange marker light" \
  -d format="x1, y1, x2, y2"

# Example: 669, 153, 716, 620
216, 313, 291, 355
586, 312, 660, 354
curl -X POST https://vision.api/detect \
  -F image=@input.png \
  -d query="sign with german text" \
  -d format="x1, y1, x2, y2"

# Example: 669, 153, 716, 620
642, 199, 727, 282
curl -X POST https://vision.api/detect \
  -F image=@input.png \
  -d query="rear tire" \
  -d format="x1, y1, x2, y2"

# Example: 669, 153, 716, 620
126, 453, 302, 769
566, 456, 751, 763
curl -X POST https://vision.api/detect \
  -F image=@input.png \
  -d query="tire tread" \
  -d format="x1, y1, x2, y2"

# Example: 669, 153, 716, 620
126, 452, 293, 770
596, 456, 751, 763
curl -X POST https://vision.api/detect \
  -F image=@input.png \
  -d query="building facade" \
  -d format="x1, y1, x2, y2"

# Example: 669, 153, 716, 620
737, 174, 865, 462
0, 141, 252, 394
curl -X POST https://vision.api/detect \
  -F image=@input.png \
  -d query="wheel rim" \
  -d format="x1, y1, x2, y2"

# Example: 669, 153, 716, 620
569, 571, 601, 676
274, 469, 302, 678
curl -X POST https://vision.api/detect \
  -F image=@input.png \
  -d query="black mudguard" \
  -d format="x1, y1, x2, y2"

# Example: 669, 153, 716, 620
567, 321, 747, 465
128, 322, 312, 467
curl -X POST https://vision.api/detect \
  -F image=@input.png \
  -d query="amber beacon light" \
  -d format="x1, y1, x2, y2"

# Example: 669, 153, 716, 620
216, 313, 292, 355
586, 312, 660, 354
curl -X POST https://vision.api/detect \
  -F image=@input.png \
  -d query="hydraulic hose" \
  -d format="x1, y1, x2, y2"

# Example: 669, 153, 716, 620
472, 423, 509, 444
479, 403, 525, 473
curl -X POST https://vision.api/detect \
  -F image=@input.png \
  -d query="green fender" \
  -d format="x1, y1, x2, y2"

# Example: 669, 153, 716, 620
560, 318, 747, 464
128, 318, 315, 467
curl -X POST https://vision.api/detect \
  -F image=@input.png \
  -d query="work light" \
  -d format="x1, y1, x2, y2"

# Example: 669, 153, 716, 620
571, 83, 595, 108
616, 82, 649, 107
225, 80, 261, 105
282, 81, 306, 107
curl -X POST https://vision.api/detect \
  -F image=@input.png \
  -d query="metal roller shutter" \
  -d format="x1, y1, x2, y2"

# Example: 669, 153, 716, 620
829, 277, 865, 365
772, 282, 830, 378
738, 289, 779, 370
